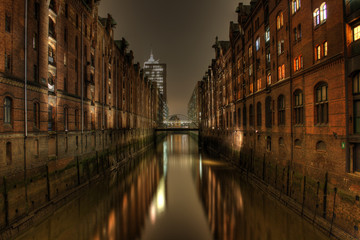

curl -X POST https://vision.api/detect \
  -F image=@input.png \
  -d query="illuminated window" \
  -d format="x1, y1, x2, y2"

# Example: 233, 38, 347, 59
249, 45, 253, 58
278, 40, 284, 55
315, 45, 321, 60
267, 73, 272, 85
292, 0, 301, 14
256, 37, 260, 51
293, 55, 303, 71
249, 64, 253, 76
320, 2, 327, 23
313, 8, 320, 26
277, 12, 283, 30
281, 64, 285, 79
265, 27, 270, 42
256, 78, 261, 91
324, 41, 328, 56
249, 82, 254, 94
354, 25, 360, 42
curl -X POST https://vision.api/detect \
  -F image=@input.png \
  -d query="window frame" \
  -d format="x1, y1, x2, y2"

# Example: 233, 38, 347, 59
294, 90, 304, 125
315, 83, 329, 125
4, 97, 12, 125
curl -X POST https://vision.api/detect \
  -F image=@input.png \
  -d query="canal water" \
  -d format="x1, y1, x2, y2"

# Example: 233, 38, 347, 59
16, 133, 330, 240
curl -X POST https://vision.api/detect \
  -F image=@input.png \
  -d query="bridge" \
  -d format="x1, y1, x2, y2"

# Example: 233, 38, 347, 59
155, 114, 199, 131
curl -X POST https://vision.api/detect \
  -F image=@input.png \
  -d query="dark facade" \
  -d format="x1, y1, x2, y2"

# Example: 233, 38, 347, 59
199, 0, 360, 238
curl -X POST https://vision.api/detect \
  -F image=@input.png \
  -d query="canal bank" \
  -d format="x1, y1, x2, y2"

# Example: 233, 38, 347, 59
200, 130, 359, 240
12, 133, 335, 240
0, 129, 163, 240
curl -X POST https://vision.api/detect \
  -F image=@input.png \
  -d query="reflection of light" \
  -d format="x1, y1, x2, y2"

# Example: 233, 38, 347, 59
199, 154, 203, 180
149, 177, 166, 224
163, 141, 168, 176
108, 210, 115, 240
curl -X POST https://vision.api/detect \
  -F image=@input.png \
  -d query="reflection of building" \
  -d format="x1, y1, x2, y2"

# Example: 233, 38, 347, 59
144, 52, 168, 123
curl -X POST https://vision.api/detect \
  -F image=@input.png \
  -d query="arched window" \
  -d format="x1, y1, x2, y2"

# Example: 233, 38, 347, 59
49, 0, 56, 12
4, 97, 12, 124
316, 141, 326, 151
64, 107, 68, 131
243, 105, 247, 127
294, 90, 304, 125
315, 83, 328, 124
320, 2, 327, 23
313, 8, 320, 26
257, 102, 262, 127
278, 95, 285, 125
249, 104, 254, 126
277, 12, 283, 30
292, 0, 301, 14
265, 97, 272, 128
6, 142, 12, 165
33, 102, 40, 128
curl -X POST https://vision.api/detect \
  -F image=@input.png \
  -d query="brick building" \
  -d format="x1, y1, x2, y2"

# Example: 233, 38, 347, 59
0, 0, 158, 230
199, 0, 360, 237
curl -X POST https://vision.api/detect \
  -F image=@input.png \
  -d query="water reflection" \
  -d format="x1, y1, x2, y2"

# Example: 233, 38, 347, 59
197, 155, 330, 240
16, 133, 330, 240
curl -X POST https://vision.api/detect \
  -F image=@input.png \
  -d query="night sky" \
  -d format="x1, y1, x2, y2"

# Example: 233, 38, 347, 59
99, 0, 250, 116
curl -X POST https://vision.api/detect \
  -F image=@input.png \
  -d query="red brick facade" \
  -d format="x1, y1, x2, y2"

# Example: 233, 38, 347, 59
198, 0, 360, 237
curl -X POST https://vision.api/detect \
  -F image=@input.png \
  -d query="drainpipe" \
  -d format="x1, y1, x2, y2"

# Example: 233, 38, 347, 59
342, 1, 349, 172
24, 0, 28, 201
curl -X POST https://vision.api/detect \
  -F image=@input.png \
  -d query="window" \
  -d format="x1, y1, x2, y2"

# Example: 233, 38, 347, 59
33, 33, 37, 49
5, 15, 11, 32
4, 97, 12, 124
278, 64, 285, 80
248, 45, 253, 58
64, 28, 67, 43
34, 102, 40, 128
48, 105, 55, 131
313, 8, 320, 26
278, 95, 285, 125
249, 104, 254, 126
294, 90, 304, 124
249, 64, 253, 76
256, 78, 261, 91
320, 2, 327, 23
265, 97, 272, 128
315, 83, 328, 124
354, 25, 360, 42
294, 28, 297, 41
64, 53, 67, 66
315, 45, 321, 60
65, 4, 68, 18
292, 0, 301, 14
277, 12, 283, 30
6, 142, 12, 165
278, 40, 284, 55
293, 55, 303, 71
298, 24, 302, 40
5, 53, 11, 72
64, 107, 68, 131
267, 73, 272, 85
265, 27, 270, 42
49, 17, 56, 39
34, 2, 40, 20
243, 106, 247, 127
75, 109, 79, 129
237, 108, 241, 127
257, 102, 262, 127
76, 14, 79, 28
249, 82, 254, 94
353, 73, 360, 94
316, 141, 326, 151
267, 137, 271, 151
279, 137, 285, 146
323, 41, 328, 57
295, 139, 302, 147
256, 37, 260, 51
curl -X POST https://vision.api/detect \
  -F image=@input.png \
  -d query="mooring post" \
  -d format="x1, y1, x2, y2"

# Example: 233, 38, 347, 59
301, 176, 306, 216
329, 187, 337, 237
